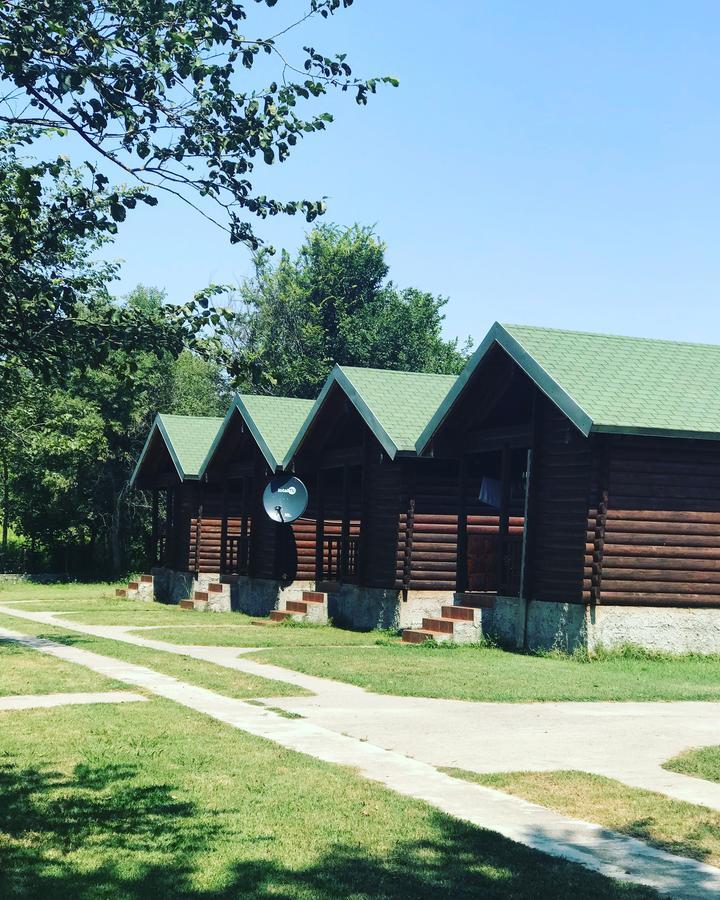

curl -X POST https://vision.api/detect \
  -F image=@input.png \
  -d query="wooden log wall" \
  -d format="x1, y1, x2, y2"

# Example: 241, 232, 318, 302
398, 459, 459, 592
530, 398, 594, 604
587, 435, 720, 607
360, 450, 405, 589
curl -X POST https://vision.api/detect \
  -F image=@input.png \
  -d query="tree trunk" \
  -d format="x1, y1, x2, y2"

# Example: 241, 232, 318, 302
1, 454, 8, 558
110, 487, 124, 578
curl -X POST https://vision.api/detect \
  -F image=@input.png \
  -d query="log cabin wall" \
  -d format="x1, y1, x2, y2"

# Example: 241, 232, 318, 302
398, 459, 459, 592
590, 434, 720, 607
361, 447, 405, 590
526, 396, 595, 605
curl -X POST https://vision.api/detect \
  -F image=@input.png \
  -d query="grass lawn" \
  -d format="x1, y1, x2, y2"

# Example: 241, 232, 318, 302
0, 613, 307, 701
248, 643, 720, 703
0, 699, 654, 899
0, 641, 124, 696
130, 622, 392, 647
665, 746, 720, 785
0, 582, 124, 604
441, 768, 720, 869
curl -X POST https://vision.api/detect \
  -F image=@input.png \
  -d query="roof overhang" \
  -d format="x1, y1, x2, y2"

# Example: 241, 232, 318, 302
198, 395, 282, 479
415, 322, 594, 454
282, 365, 403, 468
130, 415, 190, 488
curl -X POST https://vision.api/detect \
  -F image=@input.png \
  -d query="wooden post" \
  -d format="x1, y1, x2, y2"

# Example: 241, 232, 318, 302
315, 469, 324, 584
194, 487, 203, 575
402, 462, 417, 592
240, 475, 248, 574
340, 464, 350, 579
357, 434, 371, 583
165, 487, 173, 567
590, 436, 610, 605
456, 456, 468, 594
150, 488, 159, 565
496, 443, 511, 592
220, 477, 228, 574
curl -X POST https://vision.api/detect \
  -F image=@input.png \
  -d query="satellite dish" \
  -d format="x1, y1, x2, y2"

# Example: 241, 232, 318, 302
263, 475, 308, 524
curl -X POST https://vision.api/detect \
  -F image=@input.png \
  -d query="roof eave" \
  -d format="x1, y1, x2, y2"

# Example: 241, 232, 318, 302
198, 396, 282, 479
415, 322, 595, 454
282, 366, 403, 467
130, 414, 185, 488
591, 423, 720, 442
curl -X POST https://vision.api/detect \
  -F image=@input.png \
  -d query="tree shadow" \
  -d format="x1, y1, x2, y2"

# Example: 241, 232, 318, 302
0, 760, 658, 899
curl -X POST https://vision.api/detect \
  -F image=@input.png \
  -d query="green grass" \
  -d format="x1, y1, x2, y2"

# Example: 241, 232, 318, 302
0, 582, 125, 604
0, 641, 124, 696
0, 699, 654, 899
441, 767, 720, 868
131, 622, 393, 647
0, 613, 307, 701
248, 643, 720, 702
664, 745, 720, 785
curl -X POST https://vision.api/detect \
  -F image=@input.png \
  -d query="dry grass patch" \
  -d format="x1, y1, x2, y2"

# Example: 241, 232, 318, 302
441, 767, 720, 867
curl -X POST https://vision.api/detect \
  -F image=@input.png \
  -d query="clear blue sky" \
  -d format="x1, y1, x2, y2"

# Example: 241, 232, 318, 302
106, 1, 720, 347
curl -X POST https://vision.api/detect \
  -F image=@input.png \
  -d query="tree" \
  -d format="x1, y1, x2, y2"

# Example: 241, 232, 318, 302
226, 224, 471, 397
1, 285, 227, 576
0, 1, 395, 247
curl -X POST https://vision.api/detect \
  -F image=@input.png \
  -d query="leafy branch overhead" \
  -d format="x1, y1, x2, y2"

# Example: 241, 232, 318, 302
0, 0, 397, 246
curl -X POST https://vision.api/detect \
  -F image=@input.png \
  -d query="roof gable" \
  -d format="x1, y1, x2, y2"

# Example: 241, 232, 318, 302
284, 365, 457, 464
199, 394, 314, 475
417, 322, 720, 451
131, 414, 224, 485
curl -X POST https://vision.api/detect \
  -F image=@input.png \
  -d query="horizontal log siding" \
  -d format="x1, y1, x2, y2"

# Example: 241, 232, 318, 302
530, 398, 594, 604
591, 435, 720, 607
402, 460, 460, 591
188, 485, 225, 573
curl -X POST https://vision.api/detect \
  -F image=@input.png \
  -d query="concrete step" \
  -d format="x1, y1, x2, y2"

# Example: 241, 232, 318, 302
140, 574, 153, 584
422, 617, 456, 634
302, 591, 326, 604
286, 600, 308, 614
179, 600, 194, 610
194, 590, 209, 602
442, 605, 476, 621
207, 582, 226, 594
269, 610, 293, 622
402, 629, 451, 644
115, 588, 127, 598
128, 581, 139, 591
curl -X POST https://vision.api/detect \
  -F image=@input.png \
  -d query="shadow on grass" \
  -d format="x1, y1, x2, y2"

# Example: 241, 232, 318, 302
0, 761, 656, 899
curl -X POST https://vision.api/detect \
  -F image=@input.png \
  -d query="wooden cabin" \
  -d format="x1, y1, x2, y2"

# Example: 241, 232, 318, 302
285, 365, 459, 630
130, 414, 223, 602
415, 322, 720, 653
197, 394, 313, 613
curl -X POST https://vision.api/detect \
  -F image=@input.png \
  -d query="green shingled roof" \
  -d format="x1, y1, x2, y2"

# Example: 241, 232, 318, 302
417, 322, 720, 451
284, 365, 457, 464
131, 414, 224, 485
198, 394, 314, 475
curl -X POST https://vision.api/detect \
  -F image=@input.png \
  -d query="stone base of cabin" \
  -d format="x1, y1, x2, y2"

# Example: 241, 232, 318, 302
150, 567, 195, 605
492, 596, 720, 655
324, 586, 455, 632
228, 577, 317, 617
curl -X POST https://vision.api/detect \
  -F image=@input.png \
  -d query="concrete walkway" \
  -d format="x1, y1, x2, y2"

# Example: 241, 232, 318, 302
1, 620, 720, 896
3, 605, 720, 809
0, 690, 147, 711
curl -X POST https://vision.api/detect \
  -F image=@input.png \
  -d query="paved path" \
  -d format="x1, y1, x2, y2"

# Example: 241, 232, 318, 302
1, 618, 720, 896
0, 690, 147, 711
3, 605, 720, 809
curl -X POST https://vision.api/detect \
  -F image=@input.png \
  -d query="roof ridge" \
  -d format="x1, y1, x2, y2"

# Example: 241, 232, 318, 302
503, 322, 720, 352
337, 364, 457, 379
